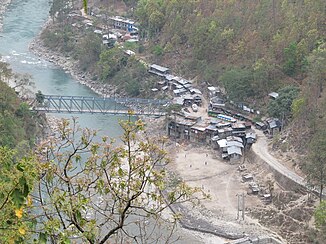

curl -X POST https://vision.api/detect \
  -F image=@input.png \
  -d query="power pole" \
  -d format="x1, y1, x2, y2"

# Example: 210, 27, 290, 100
236, 193, 245, 221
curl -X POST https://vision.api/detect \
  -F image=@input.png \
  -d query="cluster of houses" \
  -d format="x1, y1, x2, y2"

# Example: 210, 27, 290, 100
166, 112, 257, 161
68, 11, 139, 48
148, 64, 203, 107
146, 63, 284, 162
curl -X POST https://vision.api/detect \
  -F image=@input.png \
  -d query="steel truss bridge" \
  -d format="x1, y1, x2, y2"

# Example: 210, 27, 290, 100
32, 95, 170, 117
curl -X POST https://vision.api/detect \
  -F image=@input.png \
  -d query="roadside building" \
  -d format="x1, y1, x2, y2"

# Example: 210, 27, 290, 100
217, 139, 228, 153
232, 122, 246, 137
167, 116, 198, 140
205, 124, 218, 143
217, 127, 233, 139
109, 16, 138, 32
227, 146, 242, 161
210, 96, 225, 110
266, 118, 282, 135
255, 121, 266, 130
173, 88, 187, 97
190, 122, 209, 143
148, 64, 170, 77
226, 136, 243, 144
245, 132, 257, 145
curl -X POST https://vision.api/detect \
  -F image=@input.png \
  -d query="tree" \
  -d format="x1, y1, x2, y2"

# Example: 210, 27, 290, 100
33, 117, 203, 243
220, 68, 253, 103
303, 128, 326, 202
268, 85, 300, 121
0, 147, 38, 243
315, 200, 326, 229
35, 90, 45, 105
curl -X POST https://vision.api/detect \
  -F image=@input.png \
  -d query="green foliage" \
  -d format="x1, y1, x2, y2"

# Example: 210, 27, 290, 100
165, 104, 182, 114
32, 118, 204, 243
123, 41, 139, 52
0, 147, 37, 243
124, 79, 140, 96
49, 0, 72, 22
220, 68, 253, 103
41, 25, 75, 53
268, 86, 300, 120
291, 97, 305, 118
0, 80, 37, 149
97, 49, 153, 97
35, 90, 44, 104
76, 32, 102, 71
303, 128, 326, 202
97, 47, 126, 81
152, 44, 164, 56
283, 42, 307, 77
315, 201, 326, 229
134, 0, 325, 94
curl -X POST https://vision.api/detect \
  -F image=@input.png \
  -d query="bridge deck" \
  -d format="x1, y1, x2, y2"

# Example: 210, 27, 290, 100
32, 95, 170, 117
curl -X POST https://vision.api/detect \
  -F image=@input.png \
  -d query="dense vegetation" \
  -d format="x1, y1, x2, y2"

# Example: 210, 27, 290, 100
136, 0, 325, 100
42, 2, 161, 98
0, 63, 46, 242
0, 79, 39, 150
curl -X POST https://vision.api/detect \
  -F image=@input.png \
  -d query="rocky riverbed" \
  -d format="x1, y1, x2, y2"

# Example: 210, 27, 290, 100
29, 19, 118, 98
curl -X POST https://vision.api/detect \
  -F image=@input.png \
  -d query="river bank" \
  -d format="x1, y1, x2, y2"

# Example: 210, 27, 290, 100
29, 18, 117, 98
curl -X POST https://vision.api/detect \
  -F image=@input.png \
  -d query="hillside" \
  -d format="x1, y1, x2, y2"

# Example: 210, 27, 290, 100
39, 0, 326, 164
137, 0, 325, 153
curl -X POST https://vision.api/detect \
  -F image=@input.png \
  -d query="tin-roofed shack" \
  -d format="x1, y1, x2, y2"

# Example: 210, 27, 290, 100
266, 118, 282, 135
227, 146, 242, 161
190, 122, 209, 143
109, 16, 137, 32
166, 114, 200, 140
148, 64, 170, 76
210, 96, 225, 110
268, 92, 279, 99
246, 132, 257, 145
205, 124, 218, 143
255, 121, 266, 130
232, 122, 246, 137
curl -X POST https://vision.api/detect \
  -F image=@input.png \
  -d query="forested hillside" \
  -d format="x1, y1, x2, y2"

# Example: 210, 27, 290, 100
137, 0, 325, 97
135, 0, 325, 147
0, 78, 39, 150
42, 0, 325, 146
40, 0, 326, 153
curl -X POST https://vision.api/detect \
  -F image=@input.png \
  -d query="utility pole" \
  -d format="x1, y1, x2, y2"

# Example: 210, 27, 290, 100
236, 193, 245, 221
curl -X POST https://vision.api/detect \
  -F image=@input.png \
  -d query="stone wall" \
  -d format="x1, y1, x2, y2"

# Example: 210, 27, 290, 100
247, 150, 305, 192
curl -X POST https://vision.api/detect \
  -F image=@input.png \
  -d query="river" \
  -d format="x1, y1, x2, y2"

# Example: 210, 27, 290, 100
0, 0, 125, 138
0, 0, 224, 243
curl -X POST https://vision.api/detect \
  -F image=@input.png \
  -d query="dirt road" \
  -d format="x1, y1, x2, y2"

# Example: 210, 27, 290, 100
252, 129, 305, 187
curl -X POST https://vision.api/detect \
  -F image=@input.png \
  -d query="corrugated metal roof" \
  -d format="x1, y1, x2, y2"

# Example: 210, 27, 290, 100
217, 139, 228, 148
150, 64, 170, 73
227, 146, 242, 156
226, 136, 243, 143
226, 141, 244, 148
268, 92, 279, 99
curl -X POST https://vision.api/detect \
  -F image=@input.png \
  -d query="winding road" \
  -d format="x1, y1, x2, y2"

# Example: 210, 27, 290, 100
252, 129, 306, 187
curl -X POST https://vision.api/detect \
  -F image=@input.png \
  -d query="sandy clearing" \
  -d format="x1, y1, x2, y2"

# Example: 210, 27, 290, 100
170, 145, 263, 221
